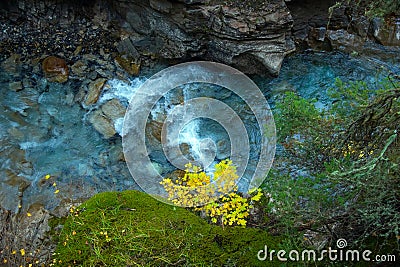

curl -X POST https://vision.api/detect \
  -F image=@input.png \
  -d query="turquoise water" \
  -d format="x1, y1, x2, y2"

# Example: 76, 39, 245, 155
0, 51, 398, 212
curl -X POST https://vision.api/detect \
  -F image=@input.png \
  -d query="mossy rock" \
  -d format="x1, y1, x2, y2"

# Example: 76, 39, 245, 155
51, 190, 282, 266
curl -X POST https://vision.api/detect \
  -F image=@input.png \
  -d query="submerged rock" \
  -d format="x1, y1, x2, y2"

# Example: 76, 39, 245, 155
89, 109, 116, 139
9, 81, 23, 92
42, 56, 69, 83
70, 60, 88, 77
1, 54, 22, 77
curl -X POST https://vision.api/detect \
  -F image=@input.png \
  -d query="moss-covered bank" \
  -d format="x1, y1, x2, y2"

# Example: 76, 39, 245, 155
51, 190, 281, 266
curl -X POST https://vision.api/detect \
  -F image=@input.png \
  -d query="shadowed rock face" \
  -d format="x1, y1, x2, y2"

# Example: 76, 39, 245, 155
111, 0, 295, 76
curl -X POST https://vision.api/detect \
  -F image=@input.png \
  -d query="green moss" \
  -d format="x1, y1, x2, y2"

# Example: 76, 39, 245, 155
51, 190, 282, 266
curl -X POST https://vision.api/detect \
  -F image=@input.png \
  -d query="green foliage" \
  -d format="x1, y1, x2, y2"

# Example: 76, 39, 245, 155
51, 190, 282, 266
273, 92, 337, 171
331, 0, 400, 18
274, 91, 322, 142
328, 78, 371, 119
363, 0, 400, 17
268, 75, 400, 255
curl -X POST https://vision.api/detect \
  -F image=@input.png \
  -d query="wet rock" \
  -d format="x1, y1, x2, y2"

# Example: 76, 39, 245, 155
7, 127, 24, 141
42, 56, 69, 83
109, 145, 125, 162
71, 60, 88, 77
216, 139, 230, 160
1, 53, 21, 77
89, 109, 116, 139
84, 78, 107, 106
146, 120, 163, 142
179, 142, 193, 160
95, 67, 115, 79
9, 81, 23, 92
117, 37, 140, 59
87, 70, 99, 80
152, 162, 164, 174
74, 86, 87, 104
326, 29, 364, 53
3, 170, 30, 189
0, 182, 20, 212
350, 15, 370, 38
150, 0, 173, 13
101, 99, 126, 121
64, 92, 75, 106
166, 169, 186, 180
73, 45, 83, 56
115, 54, 140, 76
22, 77, 32, 88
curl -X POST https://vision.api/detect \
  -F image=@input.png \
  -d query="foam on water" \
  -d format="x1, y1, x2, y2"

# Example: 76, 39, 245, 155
100, 77, 147, 104
19, 141, 40, 150
179, 120, 202, 161
114, 117, 124, 135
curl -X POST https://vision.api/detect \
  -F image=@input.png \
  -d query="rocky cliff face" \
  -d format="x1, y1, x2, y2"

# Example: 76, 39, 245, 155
287, 0, 400, 59
2, 0, 398, 76
111, 0, 295, 76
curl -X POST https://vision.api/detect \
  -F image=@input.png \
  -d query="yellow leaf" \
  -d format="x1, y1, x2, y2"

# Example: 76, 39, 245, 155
45, 174, 51, 179
53, 182, 57, 187
20, 249, 25, 256
27, 212, 32, 217
54, 189, 60, 194
12, 250, 16, 255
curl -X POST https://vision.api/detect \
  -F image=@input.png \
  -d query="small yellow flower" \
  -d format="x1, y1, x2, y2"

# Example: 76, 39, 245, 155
20, 249, 25, 256
27, 212, 32, 217
52, 182, 57, 187
45, 174, 51, 180
11, 250, 16, 255
72, 230, 76, 236
54, 189, 60, 194
3, 259, 7, 263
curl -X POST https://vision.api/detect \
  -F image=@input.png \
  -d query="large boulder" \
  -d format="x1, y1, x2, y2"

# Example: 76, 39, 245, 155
89, 109, 116, 139
42, 56, 69, 83
112, 0, 295, 75
371, 17, 400, 46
